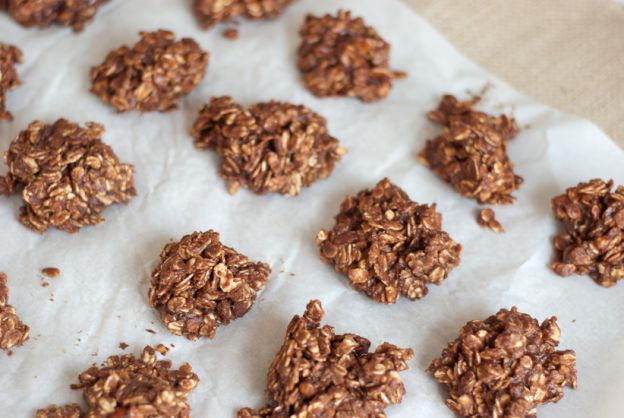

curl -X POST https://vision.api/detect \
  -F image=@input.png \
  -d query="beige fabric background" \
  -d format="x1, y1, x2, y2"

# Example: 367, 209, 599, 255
402, 0, 624, 148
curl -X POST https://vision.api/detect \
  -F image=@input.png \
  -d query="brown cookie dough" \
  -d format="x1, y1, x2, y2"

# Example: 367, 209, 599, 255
191, 96, 346, 196
35, 404, 83, 418
90, 30, 209, 113
0, 272, 29, 353
0, 119, 136, 233
551, 178, 624, 287
193, 0, 295, 30
66, 345, 199, 417
238, 300, 414, 418
0, 42, 23, 121
317, 178, 462, 304
297, 10, 405, 102
419, 95, 523, 204
3, 0, 109, 32
148, 230, 271, 340
428, 307, 577, 418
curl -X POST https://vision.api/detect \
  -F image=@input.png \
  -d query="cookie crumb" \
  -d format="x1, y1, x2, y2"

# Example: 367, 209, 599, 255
476, 208, 504, 233
223, 28, 239, 40
41, 267, 61, 278
119, 342, 129, 350
155, 344, 169, 355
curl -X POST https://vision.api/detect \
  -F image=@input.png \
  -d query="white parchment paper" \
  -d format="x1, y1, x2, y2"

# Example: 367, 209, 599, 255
1, 0, 623, 416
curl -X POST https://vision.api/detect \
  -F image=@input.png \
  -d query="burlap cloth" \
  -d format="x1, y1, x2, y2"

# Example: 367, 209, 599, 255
403, 0, 624, 148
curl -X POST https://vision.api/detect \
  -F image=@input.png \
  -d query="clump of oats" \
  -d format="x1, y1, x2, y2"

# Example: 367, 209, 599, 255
477, 208, 504, 233
66, 345, 199, 417
551, 178, 624, 287
317, 178, 462, 304
90, 30, 209, 113
238, 299, 414, 418
193, 0, 295, 30
148, 230, 271, 340
0, 119, 136, 233
419, 95, 523, 204
191, 96, 346, 196
35, 404, 83, 418
0, 272, 30, 353
0, 42, 23, 121
297, 10, 405, 102
3, 0, 109, 32
428, 307, 577, 418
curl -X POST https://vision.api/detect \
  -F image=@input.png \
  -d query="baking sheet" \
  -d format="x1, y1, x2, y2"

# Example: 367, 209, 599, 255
1, 0, 623, 416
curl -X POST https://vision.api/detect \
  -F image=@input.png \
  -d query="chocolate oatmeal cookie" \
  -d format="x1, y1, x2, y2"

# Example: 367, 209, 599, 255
191, 96, 346, 196
317, 178, 462, 304
238, 300, 414, 418
428, 307, 577, 418
0, 119, 136, 233
419, 95, 523, 205
551, 178, 624, 287
148, 230, 271, 340
90, 30, 209, 113
297, 10, 405, 102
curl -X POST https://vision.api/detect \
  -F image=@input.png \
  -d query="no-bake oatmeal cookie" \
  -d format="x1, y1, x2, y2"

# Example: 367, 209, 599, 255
419, 95, 523, 205
38, 345, 199, 417
3, 0, 109, 32
317, 178, 462, 304
148, 230, 271, 340
238, 300, 414, 418
191, 96, 346, 196
35, 404, 82, 418
297, 10, 405, 102
428, 307, 577, 418
0, 272, 29, 353
91, 30, 209, 113
193, 0, 295, 30
551, 178, 624, 287
0, 119, 136, 233
0, 42, 23, 121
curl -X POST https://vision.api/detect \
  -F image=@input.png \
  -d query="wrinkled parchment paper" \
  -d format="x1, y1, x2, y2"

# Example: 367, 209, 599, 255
1, 0, 623, 416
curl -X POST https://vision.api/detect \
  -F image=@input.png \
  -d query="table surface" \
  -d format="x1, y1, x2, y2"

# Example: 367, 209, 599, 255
402, 0, 624, 148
